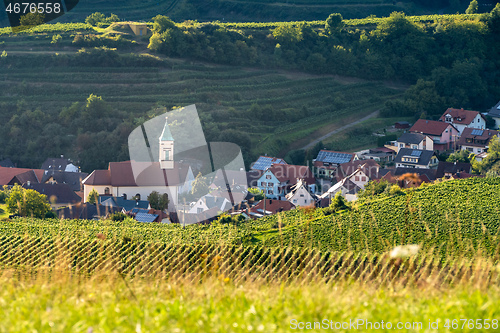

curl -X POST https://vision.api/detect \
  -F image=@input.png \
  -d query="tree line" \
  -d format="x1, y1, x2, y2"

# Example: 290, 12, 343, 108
148, 6, 500, 118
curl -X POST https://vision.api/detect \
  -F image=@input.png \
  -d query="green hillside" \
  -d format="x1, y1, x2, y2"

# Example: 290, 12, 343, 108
2, 177, 500, 259
49, 0, 452, 23
252, 177, 500, 258
3, 0, 486, 25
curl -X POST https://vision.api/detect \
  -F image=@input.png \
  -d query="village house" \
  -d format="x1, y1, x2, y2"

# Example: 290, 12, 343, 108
409, 119, 459, 151
256, 164, 316, 199
439, 108, 486, 135
357, 147, 395, 162
41, 156, 79, 173
318, 162, 382, 204
395, 148, 438, 169
236, 199, 295, 219
313, 150, 355, 179
394, 133, 434, 152
22, 182, 82, 208
285, 179, 315, 207
250, 155, 287, 171
0, 167, 45, 187
457, 128, 499, 154
435, 161, 472, 179
486, 100, 500, 129
188, 192, 232, 214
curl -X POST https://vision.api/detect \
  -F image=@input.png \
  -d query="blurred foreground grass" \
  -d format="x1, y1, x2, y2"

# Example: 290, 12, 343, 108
0, 270, 499, 333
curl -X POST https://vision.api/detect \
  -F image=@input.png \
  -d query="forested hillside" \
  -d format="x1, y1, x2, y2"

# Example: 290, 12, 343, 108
2, 0, 492, 24
1, 8, 499, 171
149, 9, 500, 114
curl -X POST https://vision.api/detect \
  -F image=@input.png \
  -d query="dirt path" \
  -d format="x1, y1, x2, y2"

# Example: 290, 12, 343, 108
301, 110, 379, 150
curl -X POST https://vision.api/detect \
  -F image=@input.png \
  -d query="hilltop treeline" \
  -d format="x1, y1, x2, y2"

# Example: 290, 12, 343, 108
149, 9, 500, 116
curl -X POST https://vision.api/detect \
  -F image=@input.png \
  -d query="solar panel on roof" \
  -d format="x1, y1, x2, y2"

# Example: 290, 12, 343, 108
135, 212, 158, 223
316, 151, 352, 164
411, 150, 422, 157
251, 156, 286, 170
471, 129, 484, 136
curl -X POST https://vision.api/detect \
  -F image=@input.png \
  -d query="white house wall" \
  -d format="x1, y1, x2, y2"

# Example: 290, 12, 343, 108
84, 185, 179, 210
288, 186, 314, 206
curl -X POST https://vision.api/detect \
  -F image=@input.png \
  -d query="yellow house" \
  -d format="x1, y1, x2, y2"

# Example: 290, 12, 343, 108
128, 23, 148, 36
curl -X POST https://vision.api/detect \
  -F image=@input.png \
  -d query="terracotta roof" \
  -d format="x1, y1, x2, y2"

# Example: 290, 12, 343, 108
82, 161, 191, 187
267, 164, 315, 185
457, 128, 499, 147
0, 167, 45, 186
250, 199, 295, 215
82, 169, 111, 186
338, 159, 380, 180
410, 119, 456, 136
440, 108, 484, 125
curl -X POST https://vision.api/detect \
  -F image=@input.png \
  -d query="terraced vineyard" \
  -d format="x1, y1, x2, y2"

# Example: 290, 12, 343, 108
0, 50, 400, 166
2, 177, 500, 260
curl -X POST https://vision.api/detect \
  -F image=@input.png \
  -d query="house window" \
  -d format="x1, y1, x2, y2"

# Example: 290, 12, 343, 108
300, 194, 304, 197
361, 176, 366, 181
411, 145, 417, 149
267, 183, 273, 187
293, 199, 297, 203
163, 149, 171, 161
266, 175, 271, 179
197, 208, 203, 214
399, 143, 404, 148
261, 182, 266, 186
268, 189, 273, 194
135, 193, 141, 200
105, 187, 110, 195
355, 176, 359, 181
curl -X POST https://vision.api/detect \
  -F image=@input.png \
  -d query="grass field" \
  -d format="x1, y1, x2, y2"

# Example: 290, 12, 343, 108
0, 272, 498, 333
1, 177, 500, 331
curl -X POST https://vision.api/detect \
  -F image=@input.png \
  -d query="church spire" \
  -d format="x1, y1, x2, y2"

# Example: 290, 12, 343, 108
159, 117, 174, 169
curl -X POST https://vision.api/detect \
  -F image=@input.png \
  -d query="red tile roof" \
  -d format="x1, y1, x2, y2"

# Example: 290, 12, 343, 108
0, 167, 45, 186
250, 199, 295, 215
267, 164, 315, 185
83, 161, 191, 187
410, 119, 456, 136
339, 159, 380, 179
457, 128, 499, 147
440, 108, 483, 125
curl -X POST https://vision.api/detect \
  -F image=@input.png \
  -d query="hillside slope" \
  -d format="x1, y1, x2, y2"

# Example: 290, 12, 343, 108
0, 0, 463, 26
250, 177, 500, 258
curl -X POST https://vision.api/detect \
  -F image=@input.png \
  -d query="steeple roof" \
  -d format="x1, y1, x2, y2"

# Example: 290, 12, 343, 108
160, 118, 174, 141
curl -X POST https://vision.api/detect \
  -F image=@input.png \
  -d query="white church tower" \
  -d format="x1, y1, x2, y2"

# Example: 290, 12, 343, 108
159, 117, 174, 169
